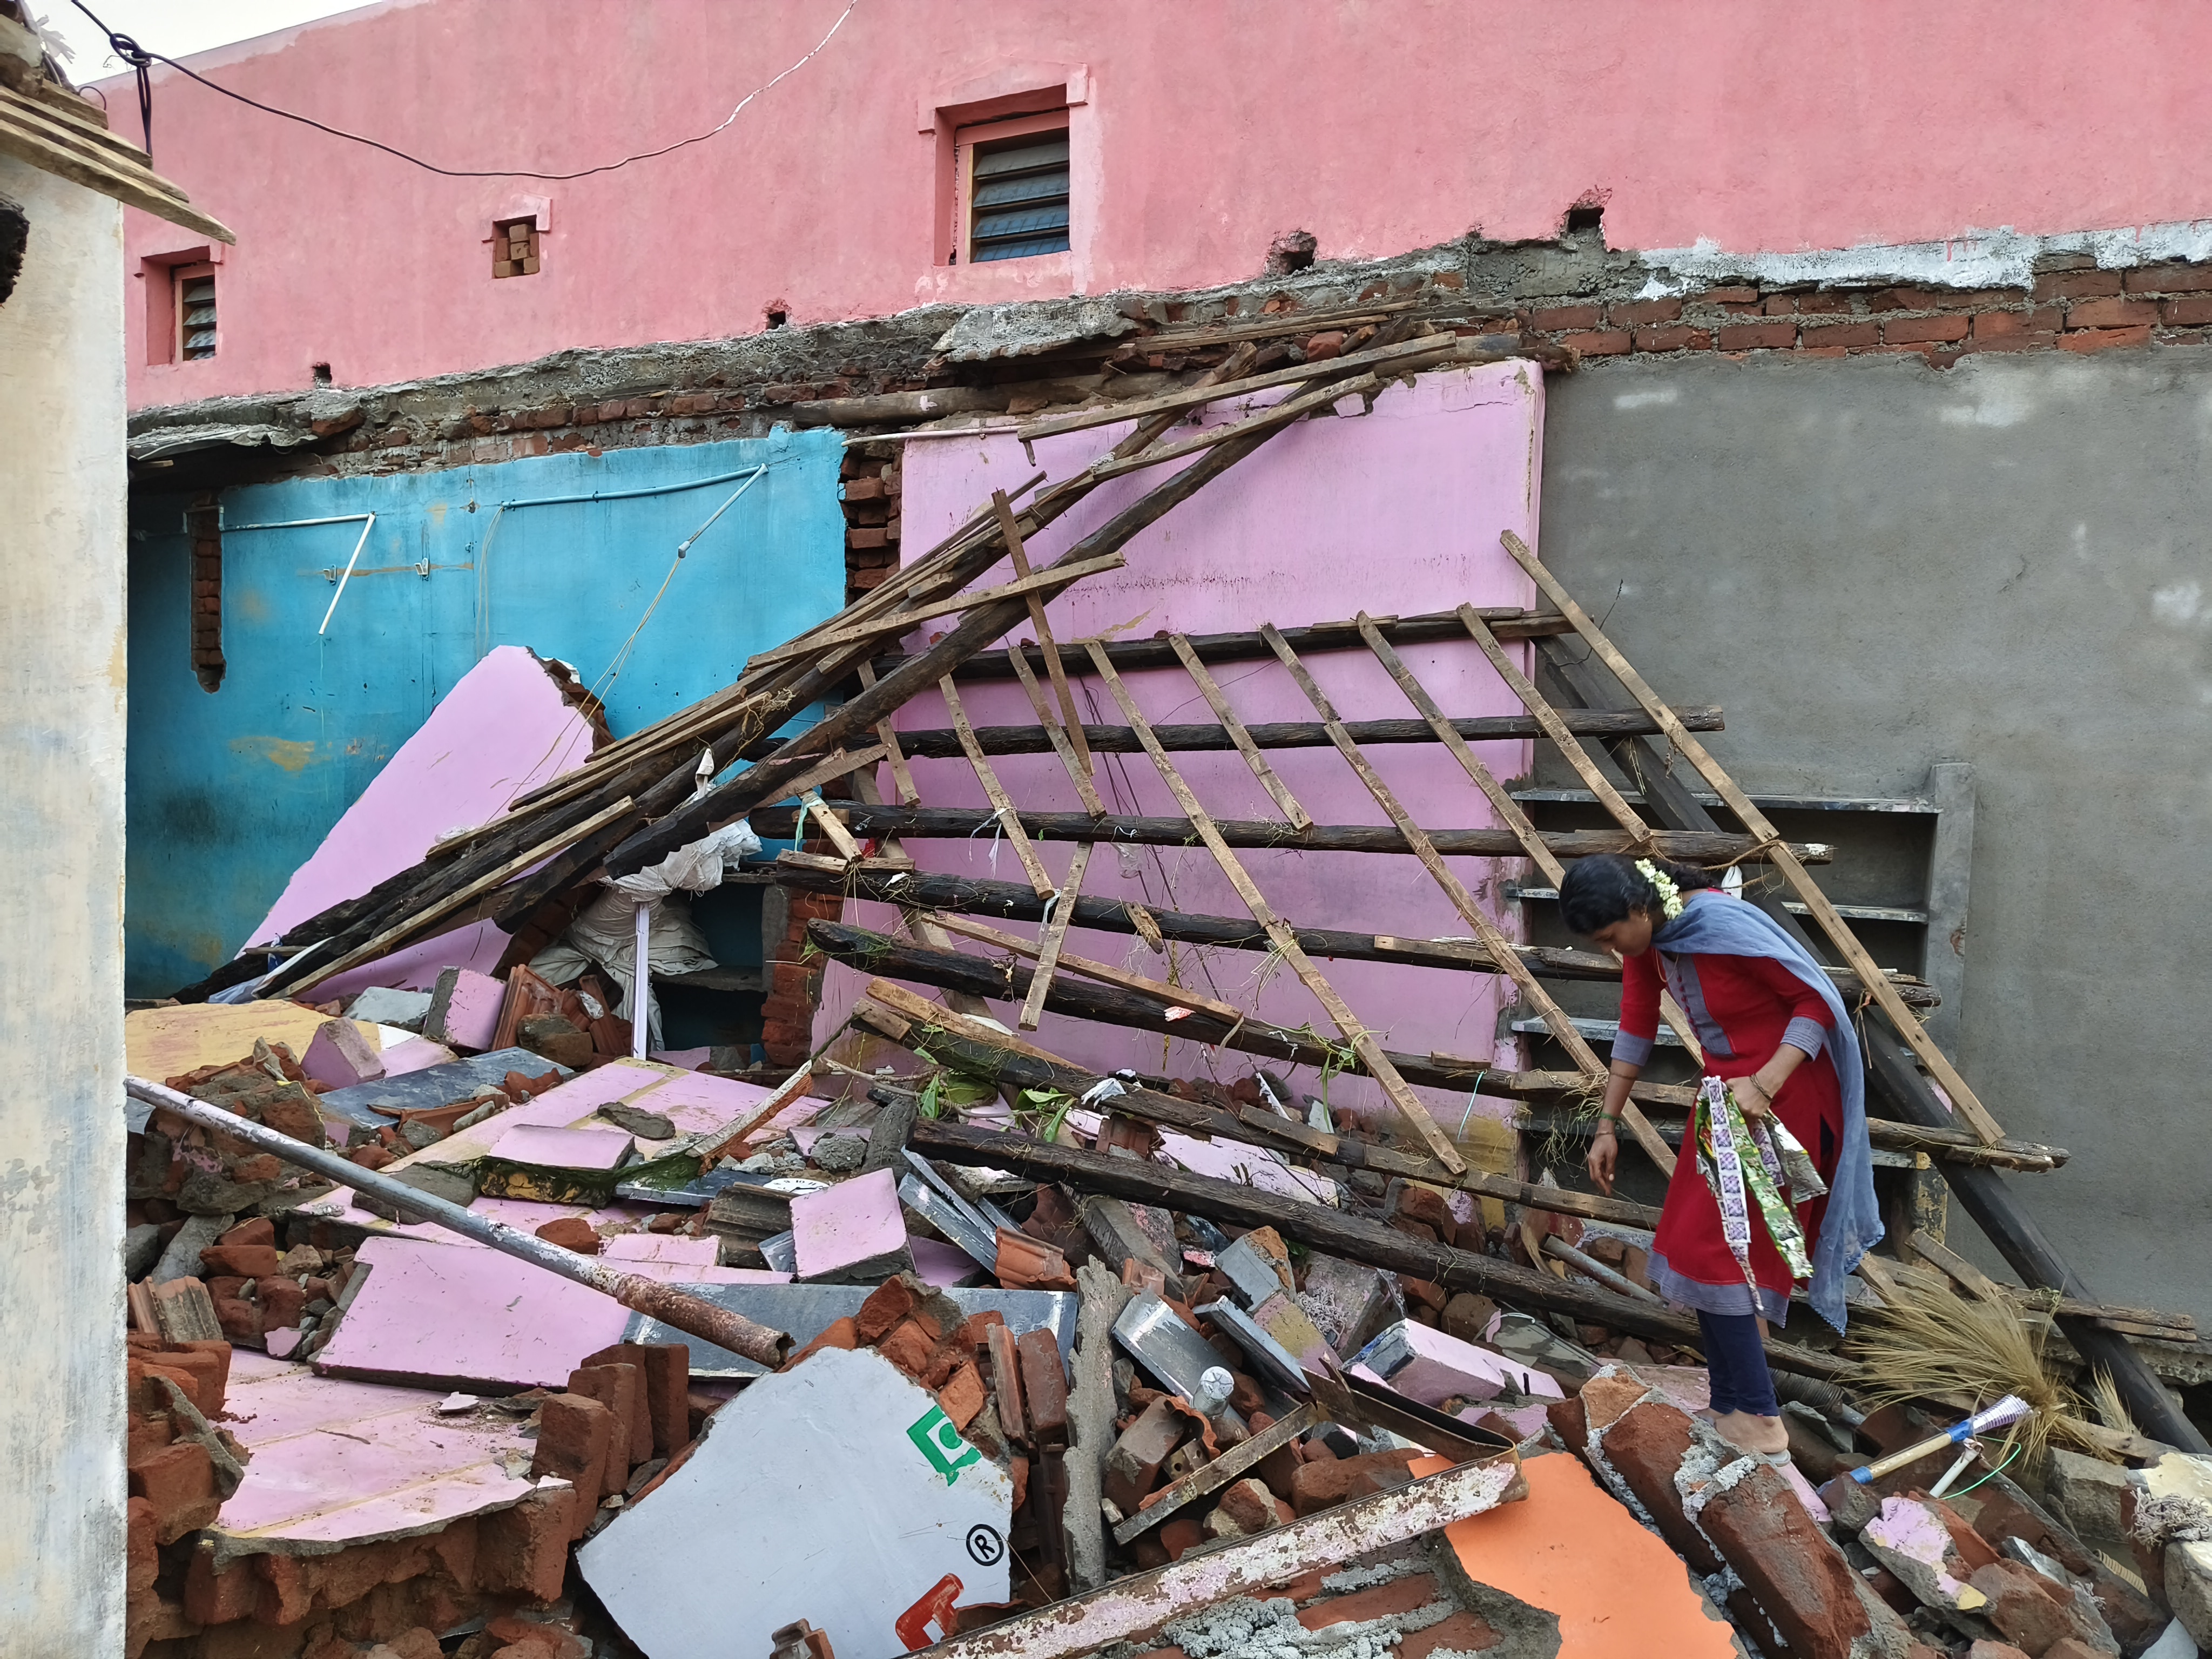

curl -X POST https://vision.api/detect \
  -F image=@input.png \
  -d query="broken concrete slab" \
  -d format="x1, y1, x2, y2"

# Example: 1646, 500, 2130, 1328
301, 1016, 386, 1090
1862, 1493, 1995, 1613
579, 1345, 1015, 1659
792, 1167, 915, 1284
346, 986, 434, 1031
205, 1348, 541, 1567
2169, 1540, 2212, 1648
151, 1215, 229, 1287
424, 966, 508, 1053
1426, 1451, 1738, 1658
311, 1047, 571, 1136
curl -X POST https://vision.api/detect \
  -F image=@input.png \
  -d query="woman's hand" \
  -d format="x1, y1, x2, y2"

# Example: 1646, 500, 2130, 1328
1587, 1121, 1620, 1195
1730, 1076, 1775, 1118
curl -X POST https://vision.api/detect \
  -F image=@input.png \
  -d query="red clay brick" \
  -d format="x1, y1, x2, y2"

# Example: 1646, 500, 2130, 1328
1529, 304, 1602, 331
1698, 285, 1759, 304
2164, 295, 2212, 326
1884, 314, 1970, 344
2068, 296, 2159, 329
130, 1440, 219, 1543
218, 1217, 275, 1249
877, 1317, 937, 1379
1607, 297, 1681, 326
2124, 261, 2212, 293
569, 1361, 649, 1475
1561, 329, 1631, 356
1398, 1611, 1502, 1659
1799, 320, 1880, 348
534, 1216, 599, 1253
1869, 286, 1959, 311
184, 1540, 258, 1626
1297, 1572, 1441, 1629
529, 1393, 617, 1535
1718, 321, 1797, 351
2061, 325, 2152, 353
939, 1362, 986, 1430
1634, 325, 1710, 352
1972, 310, 2029, 339
2033, 269, 2122, 300
783, 1314, 859, 1372
127, 1497, 158, 1594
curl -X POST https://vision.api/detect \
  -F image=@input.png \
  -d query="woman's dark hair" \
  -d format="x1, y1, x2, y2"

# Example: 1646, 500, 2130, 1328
1557, 854, 1717, 936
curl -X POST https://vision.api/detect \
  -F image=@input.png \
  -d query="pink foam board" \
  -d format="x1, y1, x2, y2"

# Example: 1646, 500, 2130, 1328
649, 1048, 713, 1070
248, 646, 597, 989
488, 1124, 635, 1170
214, 1358, 538, 1551
908, 1236, 980, 1287
1387, 1321, 1564, 1405
600, 1234, 719, 1265
315, 1236, 630, 1389
301, 1019, 384, 1089
790, 1168, 907, 1281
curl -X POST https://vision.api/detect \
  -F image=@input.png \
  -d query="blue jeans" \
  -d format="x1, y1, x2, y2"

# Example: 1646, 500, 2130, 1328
1698, 1309, 1779, 1417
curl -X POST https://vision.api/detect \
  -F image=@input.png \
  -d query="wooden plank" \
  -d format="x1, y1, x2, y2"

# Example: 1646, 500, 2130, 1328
1005, 641, 1109, 816
1082, 373, 1387, 487
1113, 1404, 1319, 1544
938, 676, 1057, 899
1081, 639, 1467, 1174
746, 552, 1129, 669
1455, 603, 1649, 838
1357, 613, 1558, 882
1020, 842, 1092, 1030
1921, 761, 1974, 1056
769, 745, 888, 809
855, 660, 920, 806
851, 771, 994, 1019
1908, 1234, 2195, 1339
1168, 633, 1313, 829
993, 489, 1095, 776
927, 911, 1245, 1023
799, 792, 864, 861
1259, 624, 1674, 1176
1020, 330, 1463, 442
0, 97, 233, 241
1500, 530, 2006, 1147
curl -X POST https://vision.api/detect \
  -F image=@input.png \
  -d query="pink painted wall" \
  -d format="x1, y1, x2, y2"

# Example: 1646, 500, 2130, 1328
112, 1, 2212, 408
815, 361, 1544, 1131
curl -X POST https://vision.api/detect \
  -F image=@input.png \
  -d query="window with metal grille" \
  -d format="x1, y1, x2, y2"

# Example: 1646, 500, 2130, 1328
174, 264, 216, 360
967, 127, 1070, 263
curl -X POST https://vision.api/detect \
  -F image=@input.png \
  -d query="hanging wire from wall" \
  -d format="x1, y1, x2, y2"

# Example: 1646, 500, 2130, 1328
66, 0, 860, 180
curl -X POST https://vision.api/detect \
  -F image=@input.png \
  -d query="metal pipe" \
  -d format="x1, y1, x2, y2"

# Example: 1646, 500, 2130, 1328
217, 510, 379, 636
631, 900, 651, 1059
124, 1074, 791, 1368
475, 466, 767, 658
1540, 1234, 1666, 1304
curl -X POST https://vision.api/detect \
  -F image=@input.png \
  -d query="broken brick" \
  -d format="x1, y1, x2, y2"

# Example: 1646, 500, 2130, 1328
529, 1393, 617, 1536
938, 1361, 986, 1431
535, 1216, 600, 1253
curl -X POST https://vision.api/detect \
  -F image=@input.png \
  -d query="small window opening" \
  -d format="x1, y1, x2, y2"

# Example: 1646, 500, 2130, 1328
765, 308, 788, 329
174, 264, 217, 360
1564, 203, 1604, 234
312, 361, 332, 386
967, 127, 1070, 262
1267, 230, 1318, 275
493, 218, 541, 278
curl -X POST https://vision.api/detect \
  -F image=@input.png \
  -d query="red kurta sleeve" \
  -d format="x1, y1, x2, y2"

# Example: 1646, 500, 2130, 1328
1739, 954, 1835, 1058
1614, 947, 1662, 1067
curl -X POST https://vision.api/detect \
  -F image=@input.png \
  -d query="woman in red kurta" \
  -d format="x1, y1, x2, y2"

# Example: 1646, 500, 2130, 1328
1559, 854, 1850, 1460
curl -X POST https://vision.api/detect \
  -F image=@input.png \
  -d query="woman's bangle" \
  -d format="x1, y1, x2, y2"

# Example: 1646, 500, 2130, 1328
1596, 1116, 1621, 1135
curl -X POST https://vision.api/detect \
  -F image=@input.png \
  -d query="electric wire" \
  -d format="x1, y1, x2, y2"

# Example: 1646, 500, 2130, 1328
67, 0, 859, 180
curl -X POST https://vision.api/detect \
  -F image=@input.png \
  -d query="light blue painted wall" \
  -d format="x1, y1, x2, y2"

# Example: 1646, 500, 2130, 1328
127, 433, 846, 996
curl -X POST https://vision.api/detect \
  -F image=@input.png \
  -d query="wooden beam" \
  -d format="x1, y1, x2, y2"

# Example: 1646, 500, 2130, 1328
1005, 642, 1108, 816
1500, 529, 2005, 1147
856, 705, 1727, 763
1080, 639, 1468, 1175
855, 660, 920, 806
925, 911, 1245, 1023
746, 804, 1822, 864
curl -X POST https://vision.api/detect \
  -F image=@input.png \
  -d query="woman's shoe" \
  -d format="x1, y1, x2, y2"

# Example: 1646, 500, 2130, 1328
1713, 1411, 1791, 1461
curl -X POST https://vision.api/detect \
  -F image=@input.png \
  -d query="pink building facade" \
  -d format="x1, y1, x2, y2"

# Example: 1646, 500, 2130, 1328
113, 0, 2212, 410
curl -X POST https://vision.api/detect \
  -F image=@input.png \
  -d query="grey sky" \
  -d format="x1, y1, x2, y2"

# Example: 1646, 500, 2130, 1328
31, 0, 379, 84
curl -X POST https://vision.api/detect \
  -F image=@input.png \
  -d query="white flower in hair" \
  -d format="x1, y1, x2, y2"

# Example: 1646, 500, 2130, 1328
1635, 858, 1685, 921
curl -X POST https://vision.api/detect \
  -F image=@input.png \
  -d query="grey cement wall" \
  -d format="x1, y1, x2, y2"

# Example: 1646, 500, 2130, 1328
1538, 347, 2212, 1333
